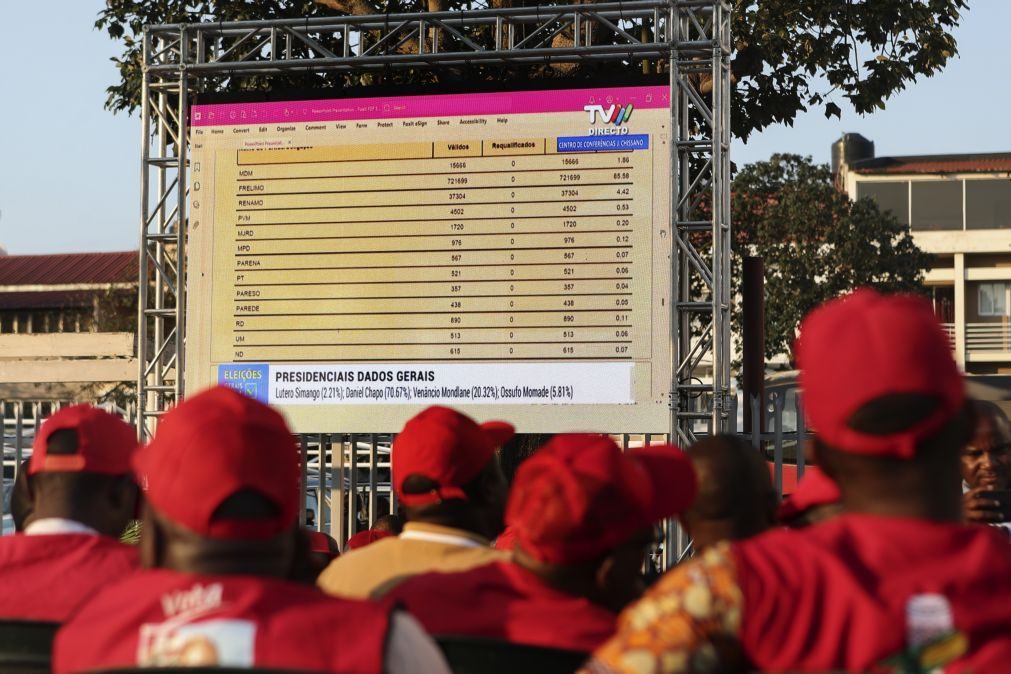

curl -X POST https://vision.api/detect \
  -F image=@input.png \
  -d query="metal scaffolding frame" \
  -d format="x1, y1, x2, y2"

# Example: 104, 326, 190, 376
138, 0, 731, 446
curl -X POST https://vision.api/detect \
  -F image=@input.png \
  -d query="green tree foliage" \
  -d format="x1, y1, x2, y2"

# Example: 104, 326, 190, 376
730, 0, 965, 139
98, 0, 967, 141
731, 154, 930, 362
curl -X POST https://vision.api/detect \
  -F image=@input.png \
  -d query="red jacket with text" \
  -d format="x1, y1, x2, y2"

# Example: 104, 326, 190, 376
735, 514, 1011, 673
0, 533, 139, 622
386, 560, 615, 653
53, 569, 390, 674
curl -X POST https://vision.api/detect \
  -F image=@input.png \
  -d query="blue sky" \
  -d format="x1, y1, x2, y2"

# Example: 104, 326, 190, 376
0, 2, 1008, 255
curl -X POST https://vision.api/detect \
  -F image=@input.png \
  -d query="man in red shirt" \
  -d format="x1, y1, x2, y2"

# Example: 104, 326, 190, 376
385, 434, 697, 653
0, 405, 141, 621
583, 289, 1011, 674
53, 385, 450, 674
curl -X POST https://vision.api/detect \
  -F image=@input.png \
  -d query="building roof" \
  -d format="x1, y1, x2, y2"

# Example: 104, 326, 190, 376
0, 252, 138, 286
851, 152, 1011, 175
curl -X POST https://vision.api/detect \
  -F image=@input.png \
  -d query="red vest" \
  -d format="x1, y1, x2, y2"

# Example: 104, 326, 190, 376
0, 533, 139, 621
386, 561, 614, 652
734, 514, 1011, 673
53, 570, 390, 674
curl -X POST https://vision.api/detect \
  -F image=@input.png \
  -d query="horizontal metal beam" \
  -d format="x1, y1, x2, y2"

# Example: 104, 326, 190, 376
155, 44, 670, 75
148, 2, 667, 34
142, 1, 671, 75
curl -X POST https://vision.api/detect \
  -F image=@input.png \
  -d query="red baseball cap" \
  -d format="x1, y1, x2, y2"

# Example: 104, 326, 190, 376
506, 434, 697, 565
29, 405, 138, 476
494, 525, 518, 552
307, 530, 341, 560
796, 289, 965, 459
777, 467, 841, 523
133, 385, 300, 540
393, 406, 514, 507
346, 529, 393, 550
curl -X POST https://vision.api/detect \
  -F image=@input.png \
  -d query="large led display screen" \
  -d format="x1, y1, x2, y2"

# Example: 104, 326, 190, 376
186, 82, 672, 432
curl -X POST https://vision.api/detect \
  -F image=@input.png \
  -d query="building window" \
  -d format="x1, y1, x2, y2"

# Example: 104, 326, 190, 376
979, 283, 1009, 317
911, 180, 963, 231
966, 178, 1011, 230
855, 181, 909, 226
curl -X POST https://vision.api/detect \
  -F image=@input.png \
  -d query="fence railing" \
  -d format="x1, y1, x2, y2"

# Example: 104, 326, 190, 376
967, 322, 1011, 352
941, 322, 956, 348
2, 392, 805, 564
939, 322, 1011, 354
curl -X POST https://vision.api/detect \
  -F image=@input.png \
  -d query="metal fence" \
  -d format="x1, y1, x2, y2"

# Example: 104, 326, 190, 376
2, 392, 806, 567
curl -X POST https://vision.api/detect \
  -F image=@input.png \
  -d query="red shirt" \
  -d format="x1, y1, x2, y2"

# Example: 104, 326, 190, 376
0, 533, 139, 621
386, 561, 615, 652
590, 514, 1011, 674
53, 569, 390, 674
735, 514, 1011, 673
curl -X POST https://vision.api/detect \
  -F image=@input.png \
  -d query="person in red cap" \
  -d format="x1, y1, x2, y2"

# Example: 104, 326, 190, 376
318, 405, 512, 599
778, 465, 843, 527
680, 434, 777, 552
494, 524, 518, 552
346, 528, 393, 550
385, 434, 697, 653
294, 529, 341, 583
52, 386, 450, 674
583, 289, 1011, 674
0, 405, 140, 621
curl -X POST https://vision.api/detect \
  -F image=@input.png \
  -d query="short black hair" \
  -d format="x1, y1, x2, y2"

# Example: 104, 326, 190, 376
686, 434, 774, 521
845, 393, 941, 436
818, 393, 972, 469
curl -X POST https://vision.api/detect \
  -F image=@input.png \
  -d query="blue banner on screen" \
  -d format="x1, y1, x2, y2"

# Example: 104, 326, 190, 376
218, 363, 269, 402
556, 134, 649, 152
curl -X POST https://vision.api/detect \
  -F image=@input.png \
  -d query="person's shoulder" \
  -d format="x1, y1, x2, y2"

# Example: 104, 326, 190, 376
0, 533, 136, 567
388, 560, 507, 601
732, 517, 885, 581
957, 522, 1011, 565
653, 542, 740, 590
0, 532, 35, 561
323, 536, 402, 572
251, 577, 392, 629
316, 541, 403, 597
257, 575, 385, 608
62, 568, 165, 623
86, 535, 141, 562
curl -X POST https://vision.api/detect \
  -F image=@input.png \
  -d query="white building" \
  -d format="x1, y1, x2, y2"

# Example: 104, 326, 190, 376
836, 134, 1011, 374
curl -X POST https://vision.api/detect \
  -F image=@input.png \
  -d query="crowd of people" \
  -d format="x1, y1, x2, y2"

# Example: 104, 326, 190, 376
3, 287, 1011, 673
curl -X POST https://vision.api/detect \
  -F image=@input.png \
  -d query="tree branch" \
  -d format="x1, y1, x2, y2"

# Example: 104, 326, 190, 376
315, 0, 381, 16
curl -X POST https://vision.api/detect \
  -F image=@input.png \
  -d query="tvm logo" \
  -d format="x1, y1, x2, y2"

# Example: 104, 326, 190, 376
583, 103, 633, 135
584, 103, 634, 125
